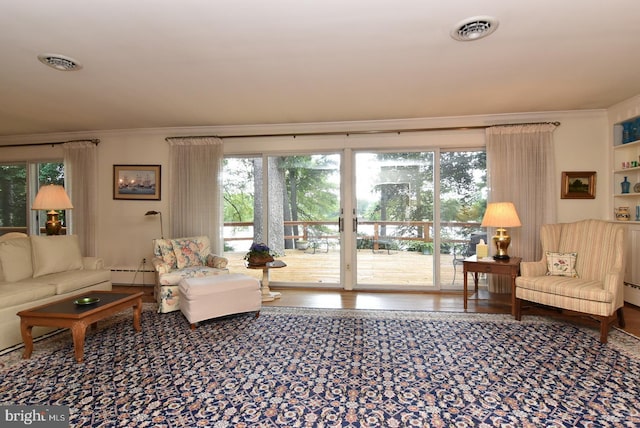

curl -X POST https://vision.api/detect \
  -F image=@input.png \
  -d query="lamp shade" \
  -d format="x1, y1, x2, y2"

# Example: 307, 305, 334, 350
32, 185, 73, 210
481, 202, 521, 228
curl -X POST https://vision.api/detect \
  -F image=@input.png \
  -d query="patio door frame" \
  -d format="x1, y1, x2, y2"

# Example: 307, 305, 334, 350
224, 129, 485, 291
346, 148, 443, 291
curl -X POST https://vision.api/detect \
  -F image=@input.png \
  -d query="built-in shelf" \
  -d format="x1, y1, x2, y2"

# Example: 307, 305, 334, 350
613, 118, 640, 220
612, 115, 640, 302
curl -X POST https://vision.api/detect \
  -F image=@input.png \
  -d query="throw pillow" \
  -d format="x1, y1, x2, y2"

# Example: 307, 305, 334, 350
31, 235, 83, 278
0, 237, 33, 282
155, 238, 177, 268
545, 251, 578, 277
172, 237, 207, 269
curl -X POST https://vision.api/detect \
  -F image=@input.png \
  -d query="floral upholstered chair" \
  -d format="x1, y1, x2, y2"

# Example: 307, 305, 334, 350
152, 236, 229, 313
514, 219, 626, 343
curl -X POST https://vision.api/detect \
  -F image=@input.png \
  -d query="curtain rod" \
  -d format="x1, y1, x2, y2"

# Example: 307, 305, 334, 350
167, 121, 560, 141
0, 138, 100, 149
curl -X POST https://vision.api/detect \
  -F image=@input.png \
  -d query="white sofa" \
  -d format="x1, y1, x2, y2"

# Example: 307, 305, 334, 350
0, 233, 112, 350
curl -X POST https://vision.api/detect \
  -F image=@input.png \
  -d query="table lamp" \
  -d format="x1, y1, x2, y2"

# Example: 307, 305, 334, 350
31, 184, 73, 235
480, 202, 521, 260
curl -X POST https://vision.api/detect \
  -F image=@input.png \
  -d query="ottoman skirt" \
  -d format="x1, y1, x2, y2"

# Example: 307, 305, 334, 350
178, 273, 261, 327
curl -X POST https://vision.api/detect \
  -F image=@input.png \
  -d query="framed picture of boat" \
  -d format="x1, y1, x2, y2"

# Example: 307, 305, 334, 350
113, 165, 161, 200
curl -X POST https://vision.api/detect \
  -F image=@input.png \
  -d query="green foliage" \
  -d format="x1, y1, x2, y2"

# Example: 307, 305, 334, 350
223, 158, 255, 222
406, 241, 433, 253
0, 161, 64, 229
38, 163, 64, 185
282, 155, 339, 222
0, 164, 27, 227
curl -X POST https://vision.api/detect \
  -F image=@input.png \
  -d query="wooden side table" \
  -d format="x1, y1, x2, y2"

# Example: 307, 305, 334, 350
462, 255, 521, 316
246, 260, 286, 302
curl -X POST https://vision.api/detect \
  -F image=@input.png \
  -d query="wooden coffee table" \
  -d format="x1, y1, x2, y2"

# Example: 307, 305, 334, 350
17, 290, 143, 363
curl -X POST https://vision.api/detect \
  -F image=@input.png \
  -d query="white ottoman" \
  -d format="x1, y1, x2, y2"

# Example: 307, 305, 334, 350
178, 273, 261, 329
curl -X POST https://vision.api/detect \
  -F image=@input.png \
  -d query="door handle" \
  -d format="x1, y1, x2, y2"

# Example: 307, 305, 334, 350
353, 217, 358, 233
338, 217, 344, 232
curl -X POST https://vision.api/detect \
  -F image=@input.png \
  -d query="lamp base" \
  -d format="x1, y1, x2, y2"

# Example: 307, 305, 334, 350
45, 210, 62, 235
491, 228, 511, 260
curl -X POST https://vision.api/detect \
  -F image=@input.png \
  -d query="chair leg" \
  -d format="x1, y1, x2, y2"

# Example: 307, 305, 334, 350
514, 297, 522, 321
599, 316, 609, 344
617, 307, 626, 328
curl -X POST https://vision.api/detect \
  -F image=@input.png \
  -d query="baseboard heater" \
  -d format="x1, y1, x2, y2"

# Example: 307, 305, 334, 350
624, 282, 640, 307
110, 267, 155, 286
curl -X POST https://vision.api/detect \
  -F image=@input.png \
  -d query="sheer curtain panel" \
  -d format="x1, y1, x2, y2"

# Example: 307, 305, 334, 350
485, 124, 557, 292
62, 141, 98, 256
166, 137, 224, 253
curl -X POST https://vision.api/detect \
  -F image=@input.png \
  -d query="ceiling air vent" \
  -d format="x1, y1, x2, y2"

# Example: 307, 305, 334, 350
451, 16, 499, 41
37, 53, 83, 71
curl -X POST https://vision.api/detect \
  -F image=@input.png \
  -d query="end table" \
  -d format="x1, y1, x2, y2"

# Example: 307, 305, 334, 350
462, 255, 521, 316
246, 260, 286, 302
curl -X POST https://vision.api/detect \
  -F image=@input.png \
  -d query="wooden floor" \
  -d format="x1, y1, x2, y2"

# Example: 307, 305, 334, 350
114, 285, 640, 338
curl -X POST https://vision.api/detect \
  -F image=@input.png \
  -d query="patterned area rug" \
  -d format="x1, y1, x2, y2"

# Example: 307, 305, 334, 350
0, 305, 639, 427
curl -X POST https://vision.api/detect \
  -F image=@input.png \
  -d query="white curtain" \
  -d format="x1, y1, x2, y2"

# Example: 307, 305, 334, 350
486, 124, 557, 292
166, 137, 224, 253
62, 141, 98, 256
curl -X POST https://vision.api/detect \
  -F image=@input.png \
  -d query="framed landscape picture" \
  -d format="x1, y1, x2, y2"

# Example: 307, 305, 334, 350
561, 171, 596, 199
113, 165, 161, 200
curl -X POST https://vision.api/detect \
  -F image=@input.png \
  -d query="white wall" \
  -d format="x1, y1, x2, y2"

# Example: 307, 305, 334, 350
553, 111, 609, 222
0, 109, 615, 280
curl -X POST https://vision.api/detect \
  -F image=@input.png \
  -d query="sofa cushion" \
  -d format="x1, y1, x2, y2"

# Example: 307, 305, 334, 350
157, 266, 228, 286
0, 237, 33, 282
516, 275, 612, 303
172, 236, 209, 269
31, 235, 83, 278
40, 269, 112, 294
0, 281, 56, 308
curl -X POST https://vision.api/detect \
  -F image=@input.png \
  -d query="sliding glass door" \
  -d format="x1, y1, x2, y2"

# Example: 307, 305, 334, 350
439, 150, 487, 289
223, 147, 485, 290
354, 151, 436, 289
223, 153, 342, 286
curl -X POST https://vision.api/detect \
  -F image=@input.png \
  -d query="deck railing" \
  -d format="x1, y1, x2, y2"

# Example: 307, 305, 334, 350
224, 220, 483, 251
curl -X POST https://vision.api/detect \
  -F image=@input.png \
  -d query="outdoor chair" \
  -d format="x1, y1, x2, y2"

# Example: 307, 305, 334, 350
372, 237, 392, 254
307, 228, 329, 254
452, 232, 487, 285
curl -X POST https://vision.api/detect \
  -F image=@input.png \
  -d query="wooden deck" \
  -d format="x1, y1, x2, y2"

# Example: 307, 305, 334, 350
223, 248, 481, 289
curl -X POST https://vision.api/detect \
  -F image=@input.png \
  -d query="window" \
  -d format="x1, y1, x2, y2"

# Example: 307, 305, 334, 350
0, 161, 65, 236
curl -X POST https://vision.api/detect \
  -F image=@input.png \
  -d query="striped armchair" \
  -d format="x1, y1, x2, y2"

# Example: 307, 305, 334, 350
514, 219, 626, 343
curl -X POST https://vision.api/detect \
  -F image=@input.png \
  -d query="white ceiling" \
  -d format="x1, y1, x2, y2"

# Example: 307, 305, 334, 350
1, 0, 640, 137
